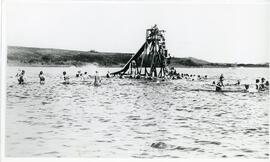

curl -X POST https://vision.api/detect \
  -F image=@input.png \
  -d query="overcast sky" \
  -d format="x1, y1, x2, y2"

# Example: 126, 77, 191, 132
6, 0, 270, 63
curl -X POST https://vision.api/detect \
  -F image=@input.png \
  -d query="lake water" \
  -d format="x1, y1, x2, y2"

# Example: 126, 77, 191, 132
5, 66, 269, 158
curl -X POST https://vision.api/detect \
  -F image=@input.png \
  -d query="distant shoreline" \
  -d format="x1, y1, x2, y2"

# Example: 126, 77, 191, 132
7, 64, 269, 69
7, 46, 269, 68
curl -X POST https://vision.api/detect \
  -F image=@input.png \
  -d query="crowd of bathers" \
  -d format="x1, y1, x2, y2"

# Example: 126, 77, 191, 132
15, 69, 102, 86
115, 67, 208, 81
168, 68, 208, 81
255, 78, 269, 91
14, 69, 270, 92
212, 74, 269, 92
172, 73, 208, 81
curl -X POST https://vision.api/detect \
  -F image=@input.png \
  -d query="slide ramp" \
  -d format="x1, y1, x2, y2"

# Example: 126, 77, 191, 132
111, 42, 147, 75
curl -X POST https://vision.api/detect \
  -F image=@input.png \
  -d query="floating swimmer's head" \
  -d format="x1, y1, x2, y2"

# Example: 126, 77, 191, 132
63, 71, 66, 75
266, 81, 269, 86
40, 71, 43, 75
256, 79, 260, 83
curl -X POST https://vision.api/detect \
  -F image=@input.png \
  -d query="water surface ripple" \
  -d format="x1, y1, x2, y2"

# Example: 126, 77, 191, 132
6, 67, 269, 158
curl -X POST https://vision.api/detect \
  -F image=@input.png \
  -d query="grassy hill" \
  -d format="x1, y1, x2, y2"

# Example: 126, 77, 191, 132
170, 57, 210, 67
8, 46, 133, 67
7, 46, 269, 68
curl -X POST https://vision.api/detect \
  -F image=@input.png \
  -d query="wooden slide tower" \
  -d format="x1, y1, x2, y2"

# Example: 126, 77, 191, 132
111, 25, 171, 79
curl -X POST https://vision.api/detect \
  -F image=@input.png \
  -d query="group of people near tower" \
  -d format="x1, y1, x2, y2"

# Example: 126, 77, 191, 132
15, 69, 269, 92
168, 67, 208, 81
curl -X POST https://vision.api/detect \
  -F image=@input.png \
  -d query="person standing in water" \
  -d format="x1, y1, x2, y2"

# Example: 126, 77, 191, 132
39, 71, 45, 84
255, 79, 260, 90
18, 70, 25, 84
94, 71, 101, 86
106, 71, 110, 78
219, 74, 224, 86
81, 72, 88, 81
15, 69, 21, 77
265, 81, 269, 90
76, 70, 82, 78
62, 71, 70, 84
215, 81, 223, 92
259, 78, 266, 90
215, 74, 225, 92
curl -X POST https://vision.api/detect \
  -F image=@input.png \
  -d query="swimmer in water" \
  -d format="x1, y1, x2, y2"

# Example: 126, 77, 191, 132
62, 71, 70, 84
39, 71, 45, 84
265, 81, 269, 90
106, 71, 110, 78
76, 70, 82, 78
244, 84, 250, 92
94, 71, 101, 86
18, 70, 25, 84
235, 80, 240, 86
81, 72, 88, 81
15, 69, 21, 77
219, 74, 224, 86
260, 78, 266, 90
255, 79, 260, 90
215, 81, 223, 92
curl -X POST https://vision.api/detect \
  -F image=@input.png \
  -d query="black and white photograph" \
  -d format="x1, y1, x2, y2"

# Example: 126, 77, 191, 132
1, 0, 270, 160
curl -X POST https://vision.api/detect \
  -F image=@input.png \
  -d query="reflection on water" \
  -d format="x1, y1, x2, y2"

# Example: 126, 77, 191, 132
6, 66, 269, 158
